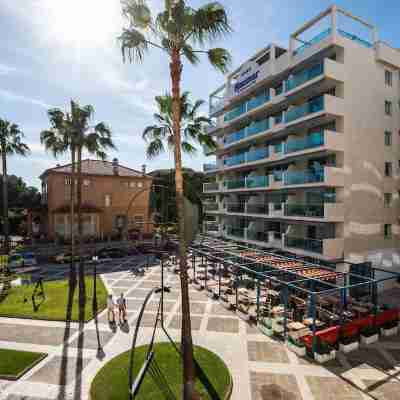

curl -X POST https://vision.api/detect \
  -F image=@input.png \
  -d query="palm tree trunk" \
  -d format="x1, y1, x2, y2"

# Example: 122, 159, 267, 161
1, 145, 9, 255
70, 147, 77, 287
170, 47, 197, 400
77, 146, 86, 321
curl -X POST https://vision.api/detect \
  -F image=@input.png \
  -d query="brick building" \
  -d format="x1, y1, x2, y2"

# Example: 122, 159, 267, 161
28, 159, 153, 240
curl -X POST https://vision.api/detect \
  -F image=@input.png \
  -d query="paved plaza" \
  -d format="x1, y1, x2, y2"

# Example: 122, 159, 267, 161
1, 258, 400, 400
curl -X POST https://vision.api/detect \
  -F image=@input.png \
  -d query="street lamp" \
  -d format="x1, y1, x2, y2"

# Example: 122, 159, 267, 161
92, 254, 103, 357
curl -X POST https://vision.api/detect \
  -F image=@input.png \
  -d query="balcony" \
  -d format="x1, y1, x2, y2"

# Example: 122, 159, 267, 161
227, 227, 245, 239
224, 147, 269, 169
293, 28, 332, 56
284, 169, 324, 186
224, 175, 269, 191
204, 222, 219, 234
225, 118, 270, 146
226, 203, 245, 213
203, 163, 218, 172
246, 203, 268, 215
285, 96, 324, 124
203, 203, 219, 212
283, 202, 344, 221
203, 182, 220, 192
225, 153, 246, 167
247, 230, 269, 242
284, 235, 344, 259
286, 62, 324, 92
224, 103, 246, 122
284, 131, 323, 154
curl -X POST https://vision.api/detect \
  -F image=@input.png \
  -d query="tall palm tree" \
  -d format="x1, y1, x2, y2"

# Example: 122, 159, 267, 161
0, 119, 30, 254
41, 106, 78, 287
119, 1, 231, 397
143, 92, 215, 158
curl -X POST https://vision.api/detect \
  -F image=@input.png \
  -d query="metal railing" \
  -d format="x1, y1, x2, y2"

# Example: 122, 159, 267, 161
286, 62, 324, 92
227, 227, 245, 238
284, 131, 324, 154
246, 175, 269, 188
284, 169, 324, 185
203, 203, 219, 212
293, 28, 332, 56
203, 182, 219, 192
203, 163, 217, 172
226, 203, 245, 213
285, 96, 324, 123
246, 203, 268, 215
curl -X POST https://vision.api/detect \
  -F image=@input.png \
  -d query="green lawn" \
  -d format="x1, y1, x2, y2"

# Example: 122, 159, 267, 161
91, 343, 232, 400
0, 277, 107, 322
0, 349, 46, 379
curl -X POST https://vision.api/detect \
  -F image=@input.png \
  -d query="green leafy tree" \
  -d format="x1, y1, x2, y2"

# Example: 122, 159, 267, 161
0, 119, 30, 253
119, 1, 231, 397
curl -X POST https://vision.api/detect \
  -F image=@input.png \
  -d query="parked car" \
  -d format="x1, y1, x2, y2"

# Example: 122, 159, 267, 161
97, 247, 127, 260
54, 253, 90, 264
8, 254, 24, 269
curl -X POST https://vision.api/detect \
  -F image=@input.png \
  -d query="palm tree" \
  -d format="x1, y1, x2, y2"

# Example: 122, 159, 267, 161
41, 105, 79, 287
143, 92, 216, 158
41, 101, 115, 308
0, 119, 30, 254
119, 2, 231, 397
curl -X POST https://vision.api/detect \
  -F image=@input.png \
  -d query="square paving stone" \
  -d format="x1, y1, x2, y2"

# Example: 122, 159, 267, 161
97, 311, 135, 324
168, 314, 202, 331
138, 312, 160, 327
28, 356, 91, 385
178, 302, 207, 315
364, 379, 400, 400
306, 376, 363, 400
137, 280, 160, 289
69, 329, 114, 349
345, 348, 394, 371
112, 279, 135, 288
246, 323, 260, 334
207, 317, 239, 333
188, 291, 208, 302
6, 396, 52, 400
146, 300, 176, 312
250, 371, 302, 400
126, 288, 152, 299
247, 341, 289, 363
211, 303, 235, 316
0, 324, 77, 346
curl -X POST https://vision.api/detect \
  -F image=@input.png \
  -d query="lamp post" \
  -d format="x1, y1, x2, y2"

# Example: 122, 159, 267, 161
92, 254, 103, 355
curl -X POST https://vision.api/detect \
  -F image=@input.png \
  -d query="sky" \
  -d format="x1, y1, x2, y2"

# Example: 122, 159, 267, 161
0, 0, 399, 189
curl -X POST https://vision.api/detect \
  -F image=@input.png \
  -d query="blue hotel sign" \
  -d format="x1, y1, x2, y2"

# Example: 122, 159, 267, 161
234, 68, 260, 93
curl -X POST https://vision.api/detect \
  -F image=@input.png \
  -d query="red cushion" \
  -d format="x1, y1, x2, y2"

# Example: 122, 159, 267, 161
375, 309, 399, 326
341, 322, 359, 338
301, 335, 313, 349
316, 326, 340, 345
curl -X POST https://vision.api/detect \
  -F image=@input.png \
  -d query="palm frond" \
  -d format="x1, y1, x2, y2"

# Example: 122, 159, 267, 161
121, 0, 152, 29
119, 28, 149, 62
181, 44, 200, 65
181, 141, 197, 155
208, 47, 232, 73
146, 138, 165, 159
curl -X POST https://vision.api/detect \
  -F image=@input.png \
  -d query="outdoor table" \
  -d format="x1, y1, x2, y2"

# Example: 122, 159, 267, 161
303, 318, 324, 328
272, 305, 285, 315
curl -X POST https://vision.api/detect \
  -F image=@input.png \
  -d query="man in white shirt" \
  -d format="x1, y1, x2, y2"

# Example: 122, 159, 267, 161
117, 293, 127, 324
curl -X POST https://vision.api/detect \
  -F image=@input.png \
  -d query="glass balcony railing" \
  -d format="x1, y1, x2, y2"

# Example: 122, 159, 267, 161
225, 128, 246, 145
203, 163, 217, 172
205, 222, 219, 232
246, 175, 269, 188
246, 204, 268, 215
285, 96, 324, 123
225, 153, 246, 167
284, 169, 324, 185
204, 203, 219, 212
247, 230, 268, 242
274, 113, 283, 125
226, 203, 245, 213
204, 182, 219, 192
246, 119, 270, 137
285, 235, 323, 254
284, 203, 324, 218
246, 147, 269, 162
227, 227, 245, 238
225, 178, 246, 190
224, 103, 246, 122
284, 131, 324, 154
286, 62, 324, 92
338, 29, 373, 48
294, 28, 332, 56
247, 91, 270, 112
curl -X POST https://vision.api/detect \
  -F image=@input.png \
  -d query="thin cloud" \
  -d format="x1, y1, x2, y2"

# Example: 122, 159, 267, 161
0, 88, 53, 109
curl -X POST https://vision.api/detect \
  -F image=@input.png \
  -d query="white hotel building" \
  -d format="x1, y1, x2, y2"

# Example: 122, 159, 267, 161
202, 6, 400, 272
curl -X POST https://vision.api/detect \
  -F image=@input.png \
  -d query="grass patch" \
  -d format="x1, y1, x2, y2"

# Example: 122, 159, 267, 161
0, 277, 107, 322
0, 349, 46, 379
91, 342, 232, 400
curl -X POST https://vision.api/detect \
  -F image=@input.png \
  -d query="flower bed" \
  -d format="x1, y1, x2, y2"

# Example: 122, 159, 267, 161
339, 335, 359, 353
314, 341, 336, 363
287, 338, 306, 357
381, 320, 399, 337
360, 326, 380, 345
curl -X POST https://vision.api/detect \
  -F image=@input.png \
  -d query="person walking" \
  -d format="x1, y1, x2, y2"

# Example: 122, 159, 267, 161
117, 292, 127, 324
107, 294, 116, 324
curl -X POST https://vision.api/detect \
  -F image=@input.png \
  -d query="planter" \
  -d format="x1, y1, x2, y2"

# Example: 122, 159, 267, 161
258, 319, 273, 337
315, 350, 336, 364
381, 326, 399, 337
361, 333, 379, 345
236, 309, 250, 322
339, 341, 359, 353
287, 341, 306, 357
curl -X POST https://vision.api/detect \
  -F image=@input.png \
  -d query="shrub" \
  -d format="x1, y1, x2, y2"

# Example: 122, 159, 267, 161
360, 325, 379, 337
382, 320, 398, 330
340, 335, 359, 345
315, 339, 332, 355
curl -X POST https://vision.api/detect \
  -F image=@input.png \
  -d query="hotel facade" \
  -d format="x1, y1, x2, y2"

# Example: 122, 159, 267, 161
202, 6, 400, 272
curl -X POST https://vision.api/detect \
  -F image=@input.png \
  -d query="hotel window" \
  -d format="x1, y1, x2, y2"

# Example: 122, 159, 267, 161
384, 193, 392, 207
384, 224, 392, 239
385, 101, 392, 115
384, 131, 392, 146
134, 215, 144, 225
129, 182, 136, 188
137, 181, 143, 188
385, 162, 393, 177
385, 70, 393, 87
65, 177, 72, 185
105, 194, 111, 207
83, 179, 91, 186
